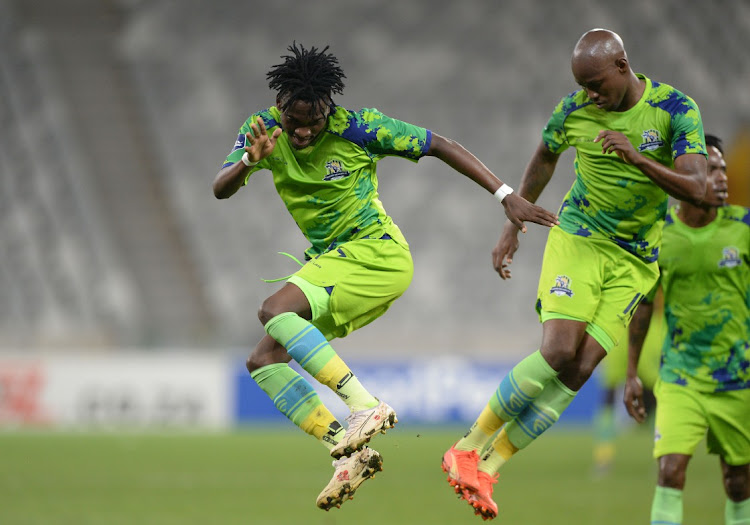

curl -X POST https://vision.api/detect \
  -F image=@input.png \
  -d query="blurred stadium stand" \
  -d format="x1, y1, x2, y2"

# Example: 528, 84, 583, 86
1, 0, 749, 355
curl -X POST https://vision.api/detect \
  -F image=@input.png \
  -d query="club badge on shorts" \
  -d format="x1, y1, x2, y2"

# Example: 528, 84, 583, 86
550, 275, 574, 297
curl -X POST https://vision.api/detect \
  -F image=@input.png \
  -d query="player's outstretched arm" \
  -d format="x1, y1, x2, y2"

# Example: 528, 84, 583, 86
623, 298, 654, 423
426, 133, 558, 230
213, 117, 282, 199
492, 141, 560, 280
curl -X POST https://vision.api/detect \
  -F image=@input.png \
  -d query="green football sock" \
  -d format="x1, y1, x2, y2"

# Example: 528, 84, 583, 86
504, 376, 576, 450
651, 485, 683, 525
250, 363, 344, 450
594, 405, 616, 442
593, 405, 616, 470
489, 350, 558, 421
456, 350, 557, 452
265, 312, 378, 411
726, 497, 750, 525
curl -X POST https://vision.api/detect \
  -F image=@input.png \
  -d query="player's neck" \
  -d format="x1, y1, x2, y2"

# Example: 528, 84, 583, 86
620, 75, 646, 111
676, 202, 718, 228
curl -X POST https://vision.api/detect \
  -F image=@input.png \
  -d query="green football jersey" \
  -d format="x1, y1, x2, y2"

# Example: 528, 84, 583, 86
542, 74, 706, 262
657, 205, 750, 392
223, 106, 431, 259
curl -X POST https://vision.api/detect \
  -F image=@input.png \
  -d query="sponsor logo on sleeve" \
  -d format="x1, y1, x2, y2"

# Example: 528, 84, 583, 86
232, 133, 246, 152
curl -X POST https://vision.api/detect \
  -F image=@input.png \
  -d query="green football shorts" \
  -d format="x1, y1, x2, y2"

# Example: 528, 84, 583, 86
653, 379, 750, 465
287, 234, 413, 341
537, 227, 659, 352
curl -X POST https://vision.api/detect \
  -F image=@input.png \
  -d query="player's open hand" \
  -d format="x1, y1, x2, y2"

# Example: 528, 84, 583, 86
623, 375, 647, 423
501, 193, 558, 233
594, 130, 639, 164
492, 220, 521, 280
245, 117, 282, 164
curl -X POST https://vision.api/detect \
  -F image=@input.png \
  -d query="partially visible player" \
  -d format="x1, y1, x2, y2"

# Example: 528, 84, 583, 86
213, 43, 558, 511
592, 288, 662, 476
624, 134, 750, 525
441, 28, 715, 521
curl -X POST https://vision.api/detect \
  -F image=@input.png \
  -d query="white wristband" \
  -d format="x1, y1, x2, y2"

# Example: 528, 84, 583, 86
241, 151, 259, 167
494, 183, 514, 203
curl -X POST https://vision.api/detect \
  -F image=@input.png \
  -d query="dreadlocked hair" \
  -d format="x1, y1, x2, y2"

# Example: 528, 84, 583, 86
267, 42, 346, 116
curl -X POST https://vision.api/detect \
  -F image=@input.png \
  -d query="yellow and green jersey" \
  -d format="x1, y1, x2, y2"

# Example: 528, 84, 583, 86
542, 74, 706, 262
657, 205, 750, 393
223, 106, 431, 259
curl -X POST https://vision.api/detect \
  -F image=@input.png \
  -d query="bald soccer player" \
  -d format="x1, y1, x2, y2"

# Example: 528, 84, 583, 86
441, 28, 719, 521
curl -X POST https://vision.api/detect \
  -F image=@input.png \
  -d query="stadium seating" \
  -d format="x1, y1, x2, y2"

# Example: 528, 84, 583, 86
2, 0, 749, 353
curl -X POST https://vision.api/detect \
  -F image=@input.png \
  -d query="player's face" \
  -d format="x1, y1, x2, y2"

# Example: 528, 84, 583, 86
277, 98, 330, 149
706, 145, 728, 204
572, 61, 627, 111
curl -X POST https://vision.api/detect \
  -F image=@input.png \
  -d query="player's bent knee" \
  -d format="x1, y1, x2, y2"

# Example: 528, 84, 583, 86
246, 353, 263, 373
576, 359, 599, 385
559, 369, 590, 391
246, 351, 282, 373
658, 457, 688, 489
540, 346, 578, 370
258, 298, 285, 326
725, 477, 747, 501
724, 464, 750, 501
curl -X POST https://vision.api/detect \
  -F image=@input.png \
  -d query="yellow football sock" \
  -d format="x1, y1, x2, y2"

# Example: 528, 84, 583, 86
315, 355, 378, 412
456, 405, 504, 452
478, 428, 519, 474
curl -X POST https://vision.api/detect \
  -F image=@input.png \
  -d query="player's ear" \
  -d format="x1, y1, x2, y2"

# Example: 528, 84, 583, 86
615, 57, 629, 73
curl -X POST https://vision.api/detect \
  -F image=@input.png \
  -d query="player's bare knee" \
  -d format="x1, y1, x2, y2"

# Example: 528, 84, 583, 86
559, 370, 588, 391
258, 297, 285, 326
577, 359, 598, 384
246, 341, 273, 373
724, 476, 745, 501
658, 462, 687, 489
540, 345, 578, 370
724, 464, 750, 501
246, 352, 262, 373
246, 350, 280, 373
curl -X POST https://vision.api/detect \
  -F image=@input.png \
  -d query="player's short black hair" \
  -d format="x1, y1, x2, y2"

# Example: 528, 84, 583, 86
267, 42, 346, 115
705, 134, 724, 154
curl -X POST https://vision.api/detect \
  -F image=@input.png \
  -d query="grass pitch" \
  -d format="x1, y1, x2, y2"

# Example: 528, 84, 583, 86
0, 424, 725, 525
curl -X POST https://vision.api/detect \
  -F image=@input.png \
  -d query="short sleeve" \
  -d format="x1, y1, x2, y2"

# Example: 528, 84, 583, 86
353, 108, 431, 162
669, 95, 706, 160
541, 97, 571, 155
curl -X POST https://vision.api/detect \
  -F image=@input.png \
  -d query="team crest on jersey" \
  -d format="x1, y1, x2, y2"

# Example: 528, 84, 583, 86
323, 159, 351, 181
718, 246, 742, 268
638, 129, 664, 152
550, 275, 574, 297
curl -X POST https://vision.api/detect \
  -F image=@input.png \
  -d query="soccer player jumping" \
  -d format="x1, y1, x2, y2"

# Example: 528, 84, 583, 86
442, 28, 721, 520
212, 43, 558, 511
624, 134, 750, 525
